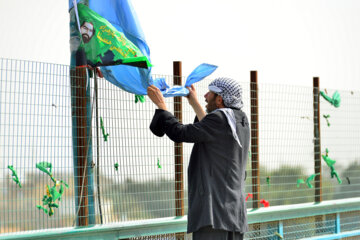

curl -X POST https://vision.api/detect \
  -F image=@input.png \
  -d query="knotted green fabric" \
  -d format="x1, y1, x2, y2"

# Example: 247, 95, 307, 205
7, 165, 21, 188
36, 162, 69, 216
320, 91, 341, 108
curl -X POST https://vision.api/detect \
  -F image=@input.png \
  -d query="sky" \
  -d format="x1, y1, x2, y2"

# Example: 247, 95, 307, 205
0, 0, 360, 90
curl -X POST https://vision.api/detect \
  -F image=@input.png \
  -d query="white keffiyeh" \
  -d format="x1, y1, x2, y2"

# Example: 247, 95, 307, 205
208, 77, 243, 109
213, 108, 242, 148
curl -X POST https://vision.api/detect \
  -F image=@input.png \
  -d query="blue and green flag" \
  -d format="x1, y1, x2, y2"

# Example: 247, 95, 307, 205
75, 3, 151, 68
69, 0, 217, 97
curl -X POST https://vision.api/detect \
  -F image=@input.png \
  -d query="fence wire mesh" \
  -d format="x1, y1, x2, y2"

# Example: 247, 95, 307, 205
128, 233, 192, 240
1, 59, 74, 232
340, 210, 360, 232
1, 58, 360, 238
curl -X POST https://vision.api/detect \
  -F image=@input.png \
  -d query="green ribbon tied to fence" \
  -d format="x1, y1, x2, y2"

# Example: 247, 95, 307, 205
100, 117, 109, 141
306, 173, 320, 188
322, 148, 336, 167
323, 114, 331, 127
266, 176, 271, 186
36, 162, 53, 180
36, 162, 69, 216
320, 90, 341, 108
114, 163, 119, 171
297, 178, 305, 188
297, 174, 319, 188
135, 94, 145, 103
157, 158, 162, 169
322, 148, 342, 184
7, 165, 22, 188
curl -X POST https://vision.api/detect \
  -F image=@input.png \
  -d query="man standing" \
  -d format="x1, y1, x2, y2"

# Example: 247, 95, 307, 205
147, 77, 250, 240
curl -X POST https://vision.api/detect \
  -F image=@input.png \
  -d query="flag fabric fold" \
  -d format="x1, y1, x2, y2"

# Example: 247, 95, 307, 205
154, 63, 218, 97
185, 63, 218, 87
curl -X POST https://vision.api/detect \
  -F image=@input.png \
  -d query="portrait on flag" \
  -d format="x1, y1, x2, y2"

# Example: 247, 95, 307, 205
80, 21, 95, 43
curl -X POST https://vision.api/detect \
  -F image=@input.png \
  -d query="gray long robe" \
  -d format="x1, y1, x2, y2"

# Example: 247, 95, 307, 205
150, 108, 250, 233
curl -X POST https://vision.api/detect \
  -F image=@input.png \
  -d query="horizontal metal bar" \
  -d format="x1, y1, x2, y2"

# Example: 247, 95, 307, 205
301, 229, 360, 240
247, 197, 360, 224
0, 216, 188, 240
1, 198, 360, 240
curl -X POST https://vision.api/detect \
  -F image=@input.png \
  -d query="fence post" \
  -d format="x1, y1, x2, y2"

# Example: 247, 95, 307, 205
69, 6, 96, 225
313, 77, 322, 203
94, 70, 103, 224
250, 71, 260, 209
173, 61, 184, 239
70, 65, 93, 226
335, 213, 341, 234
313, 77, 324, 233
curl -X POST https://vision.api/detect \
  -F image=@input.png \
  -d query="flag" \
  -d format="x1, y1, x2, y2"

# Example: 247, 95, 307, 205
69, 0, 153, 95
69, 1, 217, 97
75, 3, 151, 68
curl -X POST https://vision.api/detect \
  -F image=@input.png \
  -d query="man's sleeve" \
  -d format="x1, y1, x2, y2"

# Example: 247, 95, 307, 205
149, 109, 223, 143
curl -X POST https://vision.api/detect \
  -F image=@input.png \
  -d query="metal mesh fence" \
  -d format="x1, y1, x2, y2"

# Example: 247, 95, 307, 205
128, 234, 192, 240
340, 211, 360, 232
245, 222, 279, 239
321, 89, 360, 201
255, 83, 315, 206
93, 73, 178, 223
0, 59, 74, 232
1, 58, 360, 238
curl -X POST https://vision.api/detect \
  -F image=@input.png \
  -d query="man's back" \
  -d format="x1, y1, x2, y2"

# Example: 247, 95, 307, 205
187, 109, 250, 233
147, 77, 249, 240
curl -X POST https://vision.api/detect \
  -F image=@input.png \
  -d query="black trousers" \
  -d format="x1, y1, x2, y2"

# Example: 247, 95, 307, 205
192, 226, 244, 240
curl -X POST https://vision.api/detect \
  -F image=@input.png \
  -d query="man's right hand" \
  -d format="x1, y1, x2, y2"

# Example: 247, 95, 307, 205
186, 84, 206, 121
186, 84, 199, 107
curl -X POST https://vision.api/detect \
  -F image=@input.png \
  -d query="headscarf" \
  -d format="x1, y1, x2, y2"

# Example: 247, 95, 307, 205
208, 77, 243, 109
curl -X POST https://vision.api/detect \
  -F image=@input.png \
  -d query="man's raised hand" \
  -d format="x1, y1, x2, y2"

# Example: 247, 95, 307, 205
147, 85, 168, 110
